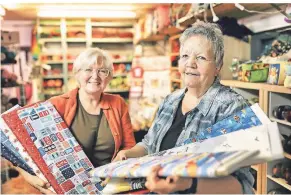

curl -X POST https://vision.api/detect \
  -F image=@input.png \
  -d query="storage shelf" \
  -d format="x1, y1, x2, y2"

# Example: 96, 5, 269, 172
251, 165, 258, 172
113, 74, 128, 77
113, 60, 132, 63
221, 80, 291, 94
91, 22, 133, 27
171, 67, 179, 71
161, 26, 183, 36
170, 53, 179, 56
134, 34, 165, 44
270, 117, 291, 127
105, 89, 129, 93
42, 61, 63, 64
66, 38, 86, 42
43, 75, 64, 79
39, 38, 62, 43
284, 152, 291, 160
92, 38, 133, 43
267, 175, 291, 191
43, 91, 63, 95
220, 80, 262, 90
171, 79, 182, 83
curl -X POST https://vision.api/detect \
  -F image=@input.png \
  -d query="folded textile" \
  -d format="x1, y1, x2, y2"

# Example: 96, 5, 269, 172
1, 131, 34, 175
2, 104, 64, 194
183, 104, 264, 145
90, 104, 283, 180
0, 111, 51, 189
16, 101, 102, 194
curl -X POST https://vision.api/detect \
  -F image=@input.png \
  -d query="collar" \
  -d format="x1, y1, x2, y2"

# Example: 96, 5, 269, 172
167, 77, 221, 116
196, 77, 221, 116
60, 88, 110, 110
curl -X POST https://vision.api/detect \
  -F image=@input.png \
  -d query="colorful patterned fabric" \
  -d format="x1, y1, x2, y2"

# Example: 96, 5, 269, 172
16, 101, 102, 194
102, 178, 147, 194
90, 150, 258, 178
1, 107, 51, 186
183, 106, 262, 145
2, 104, 65, 194
1, 131, 34, 175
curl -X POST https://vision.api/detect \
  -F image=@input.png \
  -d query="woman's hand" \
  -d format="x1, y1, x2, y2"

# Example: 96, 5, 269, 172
15, 167, 55, 194
112, 150, 128, 162
145, 165, 192, 194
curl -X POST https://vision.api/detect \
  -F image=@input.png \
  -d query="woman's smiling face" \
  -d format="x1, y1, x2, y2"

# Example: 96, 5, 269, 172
76, 55, 112, 95
179, 35, 219, 90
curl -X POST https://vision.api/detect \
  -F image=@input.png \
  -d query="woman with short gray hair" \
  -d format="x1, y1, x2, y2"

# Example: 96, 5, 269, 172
115, 21, 254, 194
14, 48, 136, 194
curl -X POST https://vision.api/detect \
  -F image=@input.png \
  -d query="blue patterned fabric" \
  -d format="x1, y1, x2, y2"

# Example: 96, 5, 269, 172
1, 131, 35, 175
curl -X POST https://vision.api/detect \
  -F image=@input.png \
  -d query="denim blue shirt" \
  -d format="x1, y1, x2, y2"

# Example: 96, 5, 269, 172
137, 77, 254, 194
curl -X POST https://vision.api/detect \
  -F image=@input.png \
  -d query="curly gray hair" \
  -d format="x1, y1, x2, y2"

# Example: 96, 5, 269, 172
179, 21, 224, 68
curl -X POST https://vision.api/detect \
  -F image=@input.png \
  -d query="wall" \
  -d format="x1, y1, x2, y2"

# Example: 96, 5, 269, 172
220, 35, 251, 80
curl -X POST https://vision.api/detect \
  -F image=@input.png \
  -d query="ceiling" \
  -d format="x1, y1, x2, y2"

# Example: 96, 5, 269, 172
1, 3, 161, 21
1, 3, 287, 23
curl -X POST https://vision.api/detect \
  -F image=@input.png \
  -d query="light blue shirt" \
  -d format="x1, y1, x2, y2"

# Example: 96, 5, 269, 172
138, 77, 254, 194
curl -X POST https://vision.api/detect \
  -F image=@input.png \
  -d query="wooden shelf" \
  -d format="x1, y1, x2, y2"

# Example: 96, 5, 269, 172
42, 61, 63, 64
171, 67, 179, 71
161, 26, 183, 36
251, 165, 259, 172
284, 152, 291, 160
270, 117, 291, 127
253, 188, 257, 194
220, 80, 263, 90
113, 74, 128, 77
43, 75, 64, 79
105, 89, 129, 93
221, 80, 291, 94
267, 175, 291, 191
39, 38, 62, 44
113, 60, 132, 63
92, 38, 133, 43
66, 38, 86, 42
171, 79, 182, 83
170, 34, 181, 41
178, 4, 221, 26
43, 91, 63, 95
135, 34, 165, 44
170, 53, 179, 56
91, 22, 133, 27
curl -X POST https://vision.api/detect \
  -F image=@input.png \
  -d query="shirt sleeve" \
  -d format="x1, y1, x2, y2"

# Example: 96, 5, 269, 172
232, 167, 255, 194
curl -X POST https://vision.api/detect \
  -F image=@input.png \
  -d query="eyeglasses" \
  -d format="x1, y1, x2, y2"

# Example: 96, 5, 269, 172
81, 68, 111, 77
179, 54, 213, 66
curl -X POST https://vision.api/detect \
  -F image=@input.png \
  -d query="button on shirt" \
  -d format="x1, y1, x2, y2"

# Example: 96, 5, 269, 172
137, 77, 254, 194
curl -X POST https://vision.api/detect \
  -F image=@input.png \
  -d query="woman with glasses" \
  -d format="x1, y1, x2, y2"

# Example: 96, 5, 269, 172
14, 48, 136, 194
114, 22, 254, 194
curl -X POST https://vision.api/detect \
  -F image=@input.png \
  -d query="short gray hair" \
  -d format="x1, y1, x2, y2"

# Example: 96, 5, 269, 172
73, 48, 113, 74
180, 21, 224, 68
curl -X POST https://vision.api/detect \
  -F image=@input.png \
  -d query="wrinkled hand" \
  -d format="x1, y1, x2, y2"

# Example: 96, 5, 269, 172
112, 150, 128, 162
145, 165, 192, 194
101, 150, 129, 187
16, 167, 55, 194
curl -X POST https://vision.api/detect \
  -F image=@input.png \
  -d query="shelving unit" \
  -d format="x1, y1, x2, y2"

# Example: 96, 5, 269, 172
169, 34, 183, 92
221, 80, 291, 194
36, 18, 134, 100
267, 175, 291, 191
